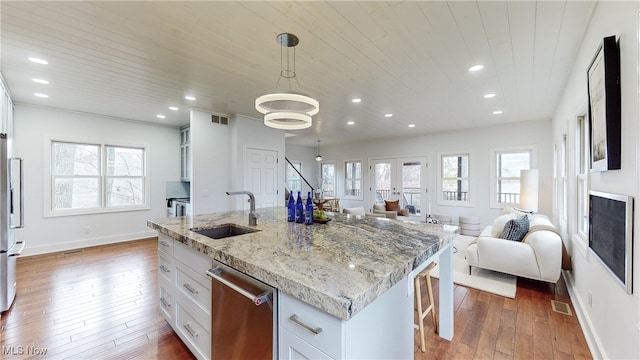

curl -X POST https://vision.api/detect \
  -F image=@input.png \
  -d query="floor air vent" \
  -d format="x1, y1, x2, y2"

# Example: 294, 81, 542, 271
62, 249, 84, 256
551, 300, 572, 316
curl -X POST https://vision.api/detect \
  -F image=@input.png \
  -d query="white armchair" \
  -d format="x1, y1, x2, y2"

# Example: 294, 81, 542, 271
465, 214, 563, 283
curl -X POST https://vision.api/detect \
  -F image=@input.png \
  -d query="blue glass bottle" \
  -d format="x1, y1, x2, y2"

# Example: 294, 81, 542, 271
295, 191, 304, 223
305, 192, 314, 225
287, 193, 295, 222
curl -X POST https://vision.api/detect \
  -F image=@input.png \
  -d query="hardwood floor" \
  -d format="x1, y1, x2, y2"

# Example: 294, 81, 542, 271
1, 238, 591, 359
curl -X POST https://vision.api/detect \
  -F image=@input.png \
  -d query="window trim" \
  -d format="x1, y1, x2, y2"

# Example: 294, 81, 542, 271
320, 161, 336, 197
285, 160, 303, 195
489, 145, 537, 209
343, 159, 363, 200
45, 137, 150, 217
575, 116, 589, 242
437, 151, 472, 207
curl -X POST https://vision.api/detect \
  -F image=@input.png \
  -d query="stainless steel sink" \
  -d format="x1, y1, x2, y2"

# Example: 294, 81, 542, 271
192, 224, 260, 239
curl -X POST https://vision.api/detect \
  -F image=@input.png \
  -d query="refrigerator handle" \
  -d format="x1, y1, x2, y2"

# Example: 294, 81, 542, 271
9, 157, 24, 229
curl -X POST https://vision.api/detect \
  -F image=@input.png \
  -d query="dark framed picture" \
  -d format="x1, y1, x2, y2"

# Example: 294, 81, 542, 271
587, 35, 621, 171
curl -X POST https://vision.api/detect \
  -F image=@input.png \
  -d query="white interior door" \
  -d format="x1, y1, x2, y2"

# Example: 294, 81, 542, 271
244, 148, 278, 208
371, 157, 428, 217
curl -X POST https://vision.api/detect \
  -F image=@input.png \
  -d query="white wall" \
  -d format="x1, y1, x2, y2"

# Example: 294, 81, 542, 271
551, 2, 639, 359
230, 114, 286, 209
14, 105, 180, 256
190, 109, 231, 214
310, 119, 552, 226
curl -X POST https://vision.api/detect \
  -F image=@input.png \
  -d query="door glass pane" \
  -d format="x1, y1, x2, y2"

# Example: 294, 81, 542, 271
402, 161, 421, 215
374, 162, 391, 203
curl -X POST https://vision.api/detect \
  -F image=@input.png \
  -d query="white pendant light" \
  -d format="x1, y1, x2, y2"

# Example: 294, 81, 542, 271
256, 33, 319, 130
315, 140, 322, 162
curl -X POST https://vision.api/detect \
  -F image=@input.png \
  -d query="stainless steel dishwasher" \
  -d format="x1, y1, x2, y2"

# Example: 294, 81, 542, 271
206, 260, 276, 359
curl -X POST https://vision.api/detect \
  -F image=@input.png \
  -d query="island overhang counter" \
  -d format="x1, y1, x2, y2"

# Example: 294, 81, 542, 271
148, 207, 456, 359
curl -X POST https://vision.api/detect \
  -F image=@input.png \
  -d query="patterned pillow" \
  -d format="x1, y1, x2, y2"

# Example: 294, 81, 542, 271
385, 200, 400, 211
501, 216, 530, 241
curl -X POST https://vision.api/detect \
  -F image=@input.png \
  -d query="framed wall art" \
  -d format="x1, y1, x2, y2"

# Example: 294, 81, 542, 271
587, 35, 621, 171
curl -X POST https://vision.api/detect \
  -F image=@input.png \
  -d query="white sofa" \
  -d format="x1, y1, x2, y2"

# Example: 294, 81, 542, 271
465, 214, 563, 283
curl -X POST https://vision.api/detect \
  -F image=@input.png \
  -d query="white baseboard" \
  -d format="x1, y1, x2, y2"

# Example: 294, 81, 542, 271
562, 270, 605, 359
20, 230, 158, 257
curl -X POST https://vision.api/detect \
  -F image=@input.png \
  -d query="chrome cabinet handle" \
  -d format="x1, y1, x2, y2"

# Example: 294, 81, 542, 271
160, 297, 171, 307
159, 240, 171, 247
183, 323, 198, 338
183, 283, 198, 294
289, 314, 323, 335
159, 265, 170, 273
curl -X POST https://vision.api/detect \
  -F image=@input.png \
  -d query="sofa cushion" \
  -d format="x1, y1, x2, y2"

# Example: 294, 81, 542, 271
385, 200, 400, 211
373, 204, 386, 212
491, 214, 516, 237
501, 216, 530, 241
343, 207, 366, 216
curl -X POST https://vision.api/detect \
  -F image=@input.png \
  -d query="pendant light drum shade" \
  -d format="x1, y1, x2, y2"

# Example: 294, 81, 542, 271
263, 111, 312, 130
255, 93, 319, 116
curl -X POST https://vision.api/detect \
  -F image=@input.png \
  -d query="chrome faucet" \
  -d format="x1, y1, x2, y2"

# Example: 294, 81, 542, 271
226, 191, 259, 226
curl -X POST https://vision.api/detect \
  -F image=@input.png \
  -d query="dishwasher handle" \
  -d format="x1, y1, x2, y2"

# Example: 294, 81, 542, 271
207, 267, 272, 306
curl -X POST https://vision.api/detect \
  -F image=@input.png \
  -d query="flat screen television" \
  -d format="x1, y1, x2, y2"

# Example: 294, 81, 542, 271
589, 191, 633, 294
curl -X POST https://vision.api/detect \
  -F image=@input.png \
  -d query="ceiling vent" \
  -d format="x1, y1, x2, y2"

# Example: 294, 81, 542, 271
211, 115, 228, 125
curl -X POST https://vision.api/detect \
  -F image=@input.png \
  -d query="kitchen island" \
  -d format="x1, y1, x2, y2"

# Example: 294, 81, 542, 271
148, 207, 456, 359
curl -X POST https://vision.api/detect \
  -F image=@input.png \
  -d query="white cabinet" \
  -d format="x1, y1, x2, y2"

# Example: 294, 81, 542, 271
157, 234, 212, 360
180, 126, 191, 182
278, 277, 414, 360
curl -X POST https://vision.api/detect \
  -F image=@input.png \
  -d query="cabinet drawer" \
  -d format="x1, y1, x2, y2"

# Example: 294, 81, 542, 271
158, 251, 173, 284
280, 328, 333, 360
158, 279, 175, 325
158, 235, 174, 256
174, 240, 212, 275
175, 260, 211, 314
176, 302, 211, 360
279, 292, 342, 359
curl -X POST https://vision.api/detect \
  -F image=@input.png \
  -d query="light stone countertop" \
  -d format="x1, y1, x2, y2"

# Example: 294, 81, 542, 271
147, 207, 457, 320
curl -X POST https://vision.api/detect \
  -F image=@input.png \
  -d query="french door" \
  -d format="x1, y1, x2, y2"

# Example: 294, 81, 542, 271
371, 157, 428, 217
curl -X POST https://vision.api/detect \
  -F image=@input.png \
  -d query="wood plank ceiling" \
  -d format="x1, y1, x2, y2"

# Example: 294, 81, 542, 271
0, 1, 596, 146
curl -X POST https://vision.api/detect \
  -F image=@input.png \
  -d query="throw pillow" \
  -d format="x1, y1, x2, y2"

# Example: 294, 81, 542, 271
385, 200, 400, 211
491, 214, 516, 237
397, 208, 409, 216
501, 216, 530, 241
373, 204, 386, 212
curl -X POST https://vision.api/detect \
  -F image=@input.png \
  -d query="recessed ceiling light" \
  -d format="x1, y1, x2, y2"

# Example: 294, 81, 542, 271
493, 110, 503, 115
484, 93, 496, 98
34, 93, 48, 98
352, 98, 362, 103
384, 113, 393, 118
347, 121, 355, 125
408, 124, 416, 128
156, 114, 166, 119
169, 106, 179, 111
468, 64, 484, 72
32, 78, 49, 85
185, 95, 196, 101
29, 57, 48, 65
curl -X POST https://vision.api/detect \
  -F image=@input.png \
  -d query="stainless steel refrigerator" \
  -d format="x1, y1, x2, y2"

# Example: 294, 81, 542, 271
0, 133, 24, 313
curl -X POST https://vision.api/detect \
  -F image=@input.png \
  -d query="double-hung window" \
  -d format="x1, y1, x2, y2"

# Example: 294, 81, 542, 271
490, 146, 536, 208
51, 141, 147, 215
438, 153, 470, 205
286, 161, 302, 193
320, 162, 335, 197
344, 160, 362, 199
